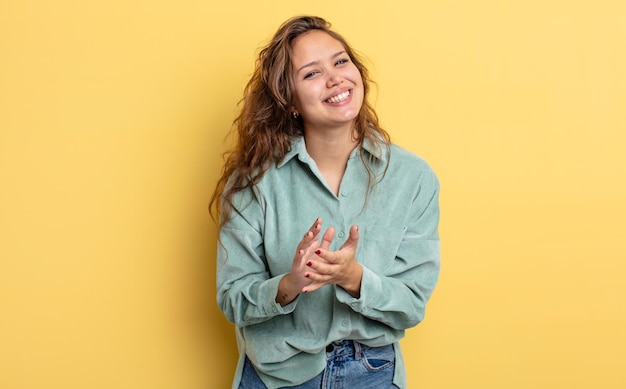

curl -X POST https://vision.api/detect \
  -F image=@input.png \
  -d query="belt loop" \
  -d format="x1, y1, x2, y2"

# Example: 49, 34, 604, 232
353, 340, 362, 360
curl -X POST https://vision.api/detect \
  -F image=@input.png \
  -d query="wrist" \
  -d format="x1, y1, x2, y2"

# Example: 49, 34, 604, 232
341, 262, 363, 298
276, 273, 299, 306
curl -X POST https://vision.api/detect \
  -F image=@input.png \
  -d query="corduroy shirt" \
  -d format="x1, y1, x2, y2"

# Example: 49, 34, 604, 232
217, 136, 440, 389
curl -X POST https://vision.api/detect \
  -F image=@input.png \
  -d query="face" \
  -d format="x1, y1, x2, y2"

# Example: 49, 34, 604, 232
290, 30, 364, 134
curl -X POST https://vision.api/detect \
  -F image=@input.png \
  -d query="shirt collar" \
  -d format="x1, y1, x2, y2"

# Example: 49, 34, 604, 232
277, 135, 388, 169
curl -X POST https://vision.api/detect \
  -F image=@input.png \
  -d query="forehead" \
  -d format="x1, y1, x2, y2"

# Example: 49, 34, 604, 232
290, 30, 345, 66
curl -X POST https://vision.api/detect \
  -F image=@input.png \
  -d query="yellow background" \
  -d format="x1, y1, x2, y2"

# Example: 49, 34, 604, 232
1, 1, 625, 388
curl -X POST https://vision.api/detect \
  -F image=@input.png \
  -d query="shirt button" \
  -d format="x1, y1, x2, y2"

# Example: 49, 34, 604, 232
341, 320, 348, 327
341, 191, 348, 197
338, 231, 345, 238
272, 307, 277, 313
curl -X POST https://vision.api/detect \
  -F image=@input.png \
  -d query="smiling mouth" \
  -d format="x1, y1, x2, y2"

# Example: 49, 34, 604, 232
326, 90, 351, 104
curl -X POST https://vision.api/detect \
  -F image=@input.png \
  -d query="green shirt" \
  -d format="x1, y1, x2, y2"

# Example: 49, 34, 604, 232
217, 136, 440, 389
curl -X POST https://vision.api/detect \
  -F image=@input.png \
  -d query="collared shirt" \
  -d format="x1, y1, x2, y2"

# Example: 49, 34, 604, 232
217, 136, 440, 389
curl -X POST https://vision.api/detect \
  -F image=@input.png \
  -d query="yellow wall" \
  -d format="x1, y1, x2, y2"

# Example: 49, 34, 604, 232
1, 1, 624, 388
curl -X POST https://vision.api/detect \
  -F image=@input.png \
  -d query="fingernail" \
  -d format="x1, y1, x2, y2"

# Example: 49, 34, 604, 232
315, 250, 321, 255
306, 261, 312, 266
304, 273, 310, 278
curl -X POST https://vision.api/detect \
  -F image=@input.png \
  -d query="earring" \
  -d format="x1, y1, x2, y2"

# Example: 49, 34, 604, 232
292, 111, 300, 119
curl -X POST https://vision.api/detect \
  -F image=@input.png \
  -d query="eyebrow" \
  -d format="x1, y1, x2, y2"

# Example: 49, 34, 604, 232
296, 51, 347, 74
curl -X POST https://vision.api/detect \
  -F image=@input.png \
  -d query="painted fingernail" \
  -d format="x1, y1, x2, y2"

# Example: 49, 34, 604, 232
306, 261, 312, 266
315, 250, 321, 255
304, 273, 310, 278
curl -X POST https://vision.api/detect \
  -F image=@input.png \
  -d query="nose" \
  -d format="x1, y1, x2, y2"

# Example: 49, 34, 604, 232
326, 69, 342, 88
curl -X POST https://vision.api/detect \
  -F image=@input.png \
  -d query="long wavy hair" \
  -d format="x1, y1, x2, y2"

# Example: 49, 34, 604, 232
210, 16, 390, 227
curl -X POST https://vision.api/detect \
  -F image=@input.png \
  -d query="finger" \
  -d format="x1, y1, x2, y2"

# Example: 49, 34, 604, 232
301, 275, 331, 293
320, 226, 335, 250
299, 237, 320, 262
340, 224, 359, 250
302, 261, 342, 291
298, 218, 322, 250
302, 282, 323, 294
304, 255, 327, 273
305, 256, 339, 280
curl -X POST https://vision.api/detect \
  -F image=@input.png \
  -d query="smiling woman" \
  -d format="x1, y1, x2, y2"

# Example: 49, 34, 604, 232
210, 16, 440, 389
290, 30, 364, 138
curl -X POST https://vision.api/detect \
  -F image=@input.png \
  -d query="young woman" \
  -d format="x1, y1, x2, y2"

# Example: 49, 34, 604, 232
210, 16, 440, 389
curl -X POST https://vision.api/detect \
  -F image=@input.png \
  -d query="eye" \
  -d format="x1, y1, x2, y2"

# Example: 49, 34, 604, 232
304, 70, 319, 80
335, 58, 350, 66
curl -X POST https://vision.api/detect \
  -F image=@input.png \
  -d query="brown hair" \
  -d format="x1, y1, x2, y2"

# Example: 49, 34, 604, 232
209, 15, 390, 226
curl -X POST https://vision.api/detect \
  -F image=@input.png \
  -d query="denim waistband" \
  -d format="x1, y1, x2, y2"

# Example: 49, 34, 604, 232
325, 340, 363, 359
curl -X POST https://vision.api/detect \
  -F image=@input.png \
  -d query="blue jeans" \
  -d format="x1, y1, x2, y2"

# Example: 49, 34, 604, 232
239, 340, 398, 388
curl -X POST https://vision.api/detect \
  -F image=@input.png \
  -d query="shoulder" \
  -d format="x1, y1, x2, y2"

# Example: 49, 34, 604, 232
387, 143, 438, 182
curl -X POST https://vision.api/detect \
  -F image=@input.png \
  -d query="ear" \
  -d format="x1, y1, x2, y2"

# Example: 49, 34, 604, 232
290, 105, 300, 118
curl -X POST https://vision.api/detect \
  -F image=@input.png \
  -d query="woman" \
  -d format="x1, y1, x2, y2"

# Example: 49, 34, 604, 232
211, 16, 440, 389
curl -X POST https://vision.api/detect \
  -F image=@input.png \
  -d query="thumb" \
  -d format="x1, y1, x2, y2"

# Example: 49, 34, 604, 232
340, 225, 359, 250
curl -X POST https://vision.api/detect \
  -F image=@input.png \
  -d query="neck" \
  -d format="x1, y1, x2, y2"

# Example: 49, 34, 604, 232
303, 124, 359, 195
303, 125, 358, 168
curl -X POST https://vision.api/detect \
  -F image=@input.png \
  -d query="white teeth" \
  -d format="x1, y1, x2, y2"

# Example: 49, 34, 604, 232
327, 90, 350, 103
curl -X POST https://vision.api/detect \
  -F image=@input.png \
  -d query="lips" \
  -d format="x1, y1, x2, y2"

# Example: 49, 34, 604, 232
325, 90, 351, 104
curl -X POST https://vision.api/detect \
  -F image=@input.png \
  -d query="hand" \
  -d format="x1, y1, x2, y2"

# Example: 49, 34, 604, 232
276, 218, 322, 305
302, 224, 362, 297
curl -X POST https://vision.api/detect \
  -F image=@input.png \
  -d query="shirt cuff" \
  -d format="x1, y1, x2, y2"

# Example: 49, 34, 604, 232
259, 275, 299, 316
335, 265, 381, 313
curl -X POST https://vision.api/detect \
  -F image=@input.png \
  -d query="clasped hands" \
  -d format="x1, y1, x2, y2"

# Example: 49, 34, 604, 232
279, 218, 362, 305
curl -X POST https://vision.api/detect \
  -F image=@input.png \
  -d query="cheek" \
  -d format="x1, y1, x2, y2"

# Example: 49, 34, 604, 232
291, 86, 308, 109
348, 64, 362, 81
347, 71, 365, 94
350, 73, 364, 97
295, 85, 321, 106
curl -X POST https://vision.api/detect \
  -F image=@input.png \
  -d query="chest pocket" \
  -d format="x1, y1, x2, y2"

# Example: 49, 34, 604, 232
358, 226, 406, 273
